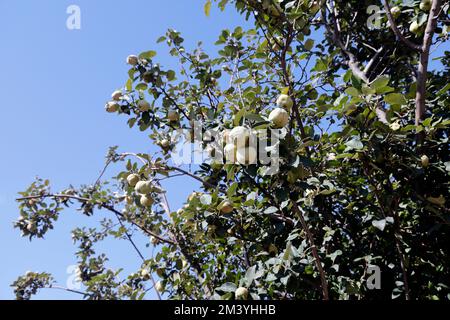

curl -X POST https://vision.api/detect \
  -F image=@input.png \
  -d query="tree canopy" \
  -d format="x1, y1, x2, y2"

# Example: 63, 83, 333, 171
13, 0, 449, 300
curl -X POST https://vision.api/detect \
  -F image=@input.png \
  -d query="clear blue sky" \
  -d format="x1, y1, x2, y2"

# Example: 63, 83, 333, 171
1, 0, 446, 300
0, 0, 248, 299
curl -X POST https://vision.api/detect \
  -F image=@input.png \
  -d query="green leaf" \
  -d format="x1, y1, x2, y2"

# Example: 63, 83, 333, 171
200, 194, 212, 205
304, 39, 314, 50
264, 206, 278, 214
280, 87, 290, 95
345, 136, 364, 151
139, 50, 156, 60
233, 108, 246, 126
125, 79, 133, 92
343, 70, 352, 83
227, 182, 238, 198
376, 86, 395, 94
334, 93, 349, 108
226, 165, 236, 181
135, 83, 148, 91
215, 282, 236, 293
372, 219, 386, 231
361, 85, 376, 95
437, 83, 450, 96
444, 161, 450, 172
156, 36, 166, 43
371, 75, 390, 92
245, 113, 265, 122
282, 242, 293, 261
127, 118, 137, 128
422, 117, 432, 127
345, 87, 360, 97
313, 59, 327, 72
244, 266, 257, 286
384, 93, 407, 105
204, 0, 212, 16
128, 69, 137, 80
401, 124, 417, 132
166, 70, 176, 81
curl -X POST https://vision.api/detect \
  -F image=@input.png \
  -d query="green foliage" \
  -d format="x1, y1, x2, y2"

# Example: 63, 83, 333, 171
12, 0, 449, 300
12, 272, 54, 300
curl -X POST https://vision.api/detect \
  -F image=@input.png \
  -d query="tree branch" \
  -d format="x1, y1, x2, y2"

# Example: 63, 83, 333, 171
415, 0, 443, 126
363, 46, 384, 75
112, 212, 162, 300
323, 2, 369, 84
291, 202, 329, 300
49, 285, 92, 298
16, 194, 177, 246
382, 0, 423, 52
361, 164, 411, 300
155, 182, 213, 298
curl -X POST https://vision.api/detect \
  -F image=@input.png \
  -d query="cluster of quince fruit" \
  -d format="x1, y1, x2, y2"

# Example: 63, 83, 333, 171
126, 173, 155, 208
219, 94, 293, 166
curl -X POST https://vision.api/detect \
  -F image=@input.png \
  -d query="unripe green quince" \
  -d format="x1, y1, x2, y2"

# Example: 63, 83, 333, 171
269, 107, 290, 128
126, 55, 139, 66
140, 195, 154, 207
218, 200, 234, 214
140, 269, 150, 280
155, 281, 165, 292
127, 174, 140, 187
421, 155, 430, 167
409, 21, 422, 35
138, 100, 150, 112
160, 139, 171, 149
390, 6, 401, 19
224, 143, 237, 164
105, 101, 119, 113
420, 0, 431, 11
229, 126, 251, 148
235, 287, 249, 300
276, 94, 294, 110
111, 90, 122, 101
27, 222, 37, 232
135, 181, 153, 194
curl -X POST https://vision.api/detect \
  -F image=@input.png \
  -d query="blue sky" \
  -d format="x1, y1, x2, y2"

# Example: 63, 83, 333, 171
0, 0, 248, 299
0, 0, 447, 301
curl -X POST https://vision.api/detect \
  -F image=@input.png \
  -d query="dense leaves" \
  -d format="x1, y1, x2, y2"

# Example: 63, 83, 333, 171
12, 0, 449, 300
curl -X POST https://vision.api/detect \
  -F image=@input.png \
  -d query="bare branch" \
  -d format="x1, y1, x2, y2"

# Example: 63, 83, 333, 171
364, 46, 384, 75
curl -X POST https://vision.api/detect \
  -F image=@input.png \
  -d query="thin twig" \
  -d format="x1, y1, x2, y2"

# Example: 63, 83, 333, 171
16, 194, 177, 245
113, 212, 162, 300
291, 202, 329, 300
